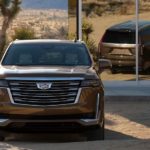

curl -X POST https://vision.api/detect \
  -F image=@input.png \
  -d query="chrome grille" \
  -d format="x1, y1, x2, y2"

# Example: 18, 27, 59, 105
8, 80, 81, 106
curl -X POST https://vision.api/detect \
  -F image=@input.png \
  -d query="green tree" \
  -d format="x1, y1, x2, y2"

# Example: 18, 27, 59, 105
12, 26, 35, 40
0, 0, 21, 56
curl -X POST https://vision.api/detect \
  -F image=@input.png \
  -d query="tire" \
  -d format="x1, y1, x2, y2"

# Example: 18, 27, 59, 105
84, 123, 105, 141
0, 129, 8, 141
0, 136, 5, 141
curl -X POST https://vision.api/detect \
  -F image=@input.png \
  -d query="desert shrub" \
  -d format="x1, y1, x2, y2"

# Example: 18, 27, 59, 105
94, 6, 104, 16
82, 20, 93, 41
12, 26, 35, 40
41, 26, 68, 39
68, 19, 98, 61
120, 1, 135, 15
82, 20, 98, 62
86, 38, 98, 62
84, 3, 95, 17
82, 0, 141, 16
67, 33, 76, 40
120, 4, 128, 15
41, 30, 58, 39
58, 26, 68, 39
83, 2, 104, 17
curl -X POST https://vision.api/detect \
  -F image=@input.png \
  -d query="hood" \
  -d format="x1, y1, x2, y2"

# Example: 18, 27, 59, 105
0, 65, 98, 79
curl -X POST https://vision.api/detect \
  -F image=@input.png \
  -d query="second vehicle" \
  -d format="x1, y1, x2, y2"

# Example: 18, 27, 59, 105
99, 20, 150, 71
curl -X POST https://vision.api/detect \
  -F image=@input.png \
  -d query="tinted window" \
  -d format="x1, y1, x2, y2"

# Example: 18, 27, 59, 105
2, 43, 92, 66
103, 30, 135, 44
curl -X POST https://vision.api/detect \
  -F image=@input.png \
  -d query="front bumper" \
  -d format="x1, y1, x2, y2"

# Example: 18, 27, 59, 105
0, 116, 100, 128
0, 87, 104, 127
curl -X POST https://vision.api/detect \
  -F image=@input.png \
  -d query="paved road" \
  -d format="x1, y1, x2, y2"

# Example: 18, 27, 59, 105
0, 97, 150, 150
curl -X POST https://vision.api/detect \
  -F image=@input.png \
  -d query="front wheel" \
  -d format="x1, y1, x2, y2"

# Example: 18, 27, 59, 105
0, 136, 5, 141
0, 129, 9, 141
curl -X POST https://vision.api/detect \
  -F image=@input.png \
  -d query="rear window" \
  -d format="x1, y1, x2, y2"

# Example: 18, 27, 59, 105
2, 43, 92, 66
102, 30, 135, 44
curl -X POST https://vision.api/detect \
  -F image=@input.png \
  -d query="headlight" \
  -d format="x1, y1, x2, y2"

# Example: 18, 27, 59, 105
81, 80, 100, 87
0, 80, 8, 87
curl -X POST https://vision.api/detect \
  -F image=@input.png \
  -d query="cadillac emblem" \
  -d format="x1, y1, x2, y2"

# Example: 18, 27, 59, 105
36, 82, 52, 90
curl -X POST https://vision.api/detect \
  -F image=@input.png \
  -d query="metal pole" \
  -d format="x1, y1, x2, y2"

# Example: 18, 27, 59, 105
77, 0, 82, 40
135, 0, 139, 82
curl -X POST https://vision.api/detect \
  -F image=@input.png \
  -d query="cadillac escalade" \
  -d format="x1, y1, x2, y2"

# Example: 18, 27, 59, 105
0, 39, 111, 141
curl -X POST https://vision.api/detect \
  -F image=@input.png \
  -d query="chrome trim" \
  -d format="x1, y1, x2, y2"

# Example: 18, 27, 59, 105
75, 88, 81, 104
80, 93, 100, 126
7, 88, 14, 105
0, 119, 10, 127
7, 88, 82, 107
6, 77, 84, 81
96, 93, 100, 119
10, 88, 78, 92
102, 42, 136, 48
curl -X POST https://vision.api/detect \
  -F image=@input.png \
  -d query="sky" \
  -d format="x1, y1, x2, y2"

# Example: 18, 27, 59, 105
21, 0, 68, 10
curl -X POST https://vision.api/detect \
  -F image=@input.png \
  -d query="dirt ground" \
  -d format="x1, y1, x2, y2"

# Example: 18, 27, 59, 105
0, 97, 150, 150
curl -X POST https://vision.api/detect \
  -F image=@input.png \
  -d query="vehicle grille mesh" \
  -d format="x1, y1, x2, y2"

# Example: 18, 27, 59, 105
8, 80, 81, 106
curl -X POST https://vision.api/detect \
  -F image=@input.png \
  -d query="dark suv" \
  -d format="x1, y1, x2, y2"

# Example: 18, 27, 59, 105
0, 39, 111, 141
99, 20, 150, 71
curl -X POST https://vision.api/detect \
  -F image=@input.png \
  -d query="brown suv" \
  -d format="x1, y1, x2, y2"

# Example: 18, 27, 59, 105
99, 20, 150, 72
0, 39, 111, 141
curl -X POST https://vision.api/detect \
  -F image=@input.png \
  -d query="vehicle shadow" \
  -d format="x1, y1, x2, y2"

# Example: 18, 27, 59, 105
105, 129, 138, 140
2, 128, 138, 143
0, 131, 139, 150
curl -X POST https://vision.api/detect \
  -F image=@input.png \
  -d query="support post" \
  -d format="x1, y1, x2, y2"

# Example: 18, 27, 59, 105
77, 0, 82, 40
135, 0, 139, 82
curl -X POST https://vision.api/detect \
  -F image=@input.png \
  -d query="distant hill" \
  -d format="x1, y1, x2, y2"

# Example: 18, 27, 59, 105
21, 0, 68, 10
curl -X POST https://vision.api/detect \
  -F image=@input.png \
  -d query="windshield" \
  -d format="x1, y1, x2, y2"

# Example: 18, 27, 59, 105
2, 43, 92, 66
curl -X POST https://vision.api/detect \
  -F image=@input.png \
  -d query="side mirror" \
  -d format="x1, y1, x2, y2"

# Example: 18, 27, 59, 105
98, 59, 112, 73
